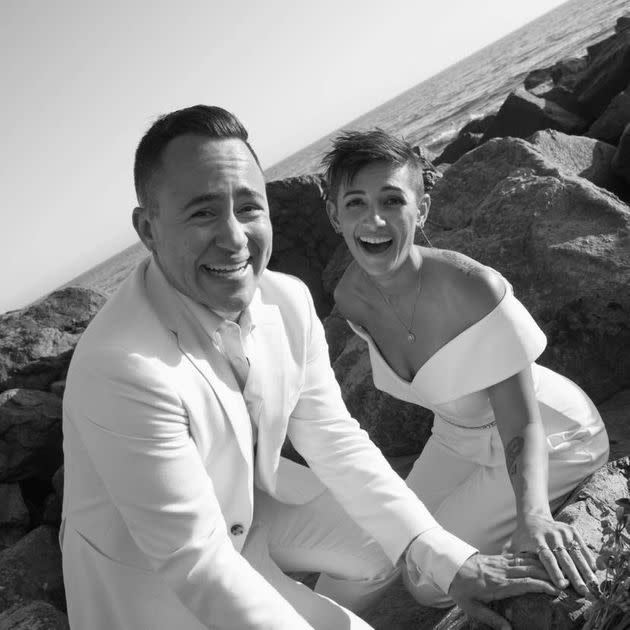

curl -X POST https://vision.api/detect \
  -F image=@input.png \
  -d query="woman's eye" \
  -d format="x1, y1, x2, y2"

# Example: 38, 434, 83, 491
345, 198, 365, 208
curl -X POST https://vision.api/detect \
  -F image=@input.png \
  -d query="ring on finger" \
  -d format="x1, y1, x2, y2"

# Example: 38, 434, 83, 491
536, 544, 552, 555
568, 541, 581, 552
552, 545, 567, 554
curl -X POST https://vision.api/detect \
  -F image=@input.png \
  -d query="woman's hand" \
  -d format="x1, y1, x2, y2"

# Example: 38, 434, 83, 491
505, 512, 598, 597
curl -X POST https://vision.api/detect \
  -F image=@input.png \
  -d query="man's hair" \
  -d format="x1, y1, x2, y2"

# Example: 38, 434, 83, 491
134, 105, 261, 208
321, 128, 435, 203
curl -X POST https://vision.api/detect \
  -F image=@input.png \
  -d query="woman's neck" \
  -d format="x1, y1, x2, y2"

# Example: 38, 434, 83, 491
366, 246, 425, 298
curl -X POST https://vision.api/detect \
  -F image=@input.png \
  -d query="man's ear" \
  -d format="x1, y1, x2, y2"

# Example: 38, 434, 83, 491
132, 206, 157, 252
417, 194, 431, 227
326, 200, 341, 234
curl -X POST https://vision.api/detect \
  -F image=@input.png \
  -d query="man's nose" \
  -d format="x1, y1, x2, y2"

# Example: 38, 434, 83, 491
216, 213, 248, 250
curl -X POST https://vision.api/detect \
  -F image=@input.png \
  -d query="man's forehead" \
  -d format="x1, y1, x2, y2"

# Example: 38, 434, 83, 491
161, 134, 256, 169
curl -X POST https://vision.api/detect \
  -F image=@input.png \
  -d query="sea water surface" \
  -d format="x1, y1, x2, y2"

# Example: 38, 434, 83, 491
265, 0, 630, 181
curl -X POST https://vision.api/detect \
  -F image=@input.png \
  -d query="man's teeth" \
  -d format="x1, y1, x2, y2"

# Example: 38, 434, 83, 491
204, 262, 249, 273
359, 236, 392, 244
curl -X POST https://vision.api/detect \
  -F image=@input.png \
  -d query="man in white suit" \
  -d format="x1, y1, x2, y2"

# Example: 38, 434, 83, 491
61, 105, 556, 629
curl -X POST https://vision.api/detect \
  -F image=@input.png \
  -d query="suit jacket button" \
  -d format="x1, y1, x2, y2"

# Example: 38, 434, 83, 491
230, 523, 245, 536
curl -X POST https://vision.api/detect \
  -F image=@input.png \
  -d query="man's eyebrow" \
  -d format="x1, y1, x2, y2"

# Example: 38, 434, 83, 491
182, 188, 265, 211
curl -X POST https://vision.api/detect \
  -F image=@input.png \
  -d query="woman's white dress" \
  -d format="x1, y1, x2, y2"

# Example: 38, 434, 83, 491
348, 277, 609, 558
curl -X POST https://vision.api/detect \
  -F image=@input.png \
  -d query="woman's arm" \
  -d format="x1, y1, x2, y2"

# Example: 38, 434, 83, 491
488, 369, 596, 596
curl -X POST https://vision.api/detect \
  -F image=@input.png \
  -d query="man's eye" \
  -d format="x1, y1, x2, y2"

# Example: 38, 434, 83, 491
191, 209, 213, 218
239, 204, 262, 214
384, 196, 404, 206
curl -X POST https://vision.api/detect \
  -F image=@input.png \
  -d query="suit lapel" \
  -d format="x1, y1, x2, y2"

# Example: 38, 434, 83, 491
143, 259, 254, 470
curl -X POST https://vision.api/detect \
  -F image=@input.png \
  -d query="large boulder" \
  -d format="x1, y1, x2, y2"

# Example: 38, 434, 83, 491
482, 88, 588, 142
575, 23, 630, 117
587, 87, 630, 145
612, 123, 630, 186
0, 484, 29, 550
528, 130, 627, 199
427, 137, 630, 403
524, 56, 588, 95
599, 389, 630, 461
266, 175, 340, 318
0, 526, 65, 614
0, 287, 106, 393
0, 600, 69, 630
0, 389, 63, 482
332, 335, 433, 457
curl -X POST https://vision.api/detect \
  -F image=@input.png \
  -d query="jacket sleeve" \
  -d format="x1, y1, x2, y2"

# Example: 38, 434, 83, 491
66, 346, 314, 630
286, 283, 476, 590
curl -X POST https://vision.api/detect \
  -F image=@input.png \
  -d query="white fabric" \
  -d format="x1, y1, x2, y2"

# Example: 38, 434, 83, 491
349, 277, 609, 604
61, 257, 473, 629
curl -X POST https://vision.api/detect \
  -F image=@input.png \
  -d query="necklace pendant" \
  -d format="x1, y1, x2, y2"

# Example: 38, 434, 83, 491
407, 332, 416, 343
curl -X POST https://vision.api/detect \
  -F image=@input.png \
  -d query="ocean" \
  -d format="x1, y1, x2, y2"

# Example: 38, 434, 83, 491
264, 0, 630, 181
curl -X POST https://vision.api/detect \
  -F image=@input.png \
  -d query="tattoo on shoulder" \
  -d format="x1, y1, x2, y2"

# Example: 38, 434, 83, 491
505, 436, 524, 477
440, 250, 484, 277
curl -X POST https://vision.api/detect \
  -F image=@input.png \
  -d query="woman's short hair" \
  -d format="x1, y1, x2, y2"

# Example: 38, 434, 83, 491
134, 104, 260, 208
321, 128, 438, 203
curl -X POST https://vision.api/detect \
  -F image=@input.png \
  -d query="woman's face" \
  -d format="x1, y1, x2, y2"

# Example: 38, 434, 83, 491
328, 161, 429, 280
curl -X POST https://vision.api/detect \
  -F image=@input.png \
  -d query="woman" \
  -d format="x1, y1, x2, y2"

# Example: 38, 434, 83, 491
321, 129, 609, 605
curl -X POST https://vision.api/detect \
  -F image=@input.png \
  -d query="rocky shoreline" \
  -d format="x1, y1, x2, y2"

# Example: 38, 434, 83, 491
1, 15, 629, 629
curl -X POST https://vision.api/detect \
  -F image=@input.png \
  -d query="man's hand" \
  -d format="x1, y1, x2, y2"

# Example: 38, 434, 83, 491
448, 553, 559, 630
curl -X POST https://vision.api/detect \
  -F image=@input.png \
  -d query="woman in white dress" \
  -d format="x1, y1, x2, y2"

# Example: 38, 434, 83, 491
321, 129, 609, 605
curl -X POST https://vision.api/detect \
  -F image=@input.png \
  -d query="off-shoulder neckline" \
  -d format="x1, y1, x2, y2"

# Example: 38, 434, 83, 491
347, 278, 511, 386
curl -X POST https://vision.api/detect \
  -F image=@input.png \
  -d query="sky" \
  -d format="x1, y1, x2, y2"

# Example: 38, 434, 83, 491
0, 0, 570, 315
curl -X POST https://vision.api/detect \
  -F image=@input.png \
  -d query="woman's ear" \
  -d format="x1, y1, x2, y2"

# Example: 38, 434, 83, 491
326, 200, 342, 234
417, 194, 431, 227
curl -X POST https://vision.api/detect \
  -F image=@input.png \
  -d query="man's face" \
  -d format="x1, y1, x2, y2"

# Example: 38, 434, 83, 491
135, 135, 272, 319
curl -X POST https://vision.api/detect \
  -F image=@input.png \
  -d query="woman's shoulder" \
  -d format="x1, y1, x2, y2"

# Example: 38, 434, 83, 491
430, 249, 507, 323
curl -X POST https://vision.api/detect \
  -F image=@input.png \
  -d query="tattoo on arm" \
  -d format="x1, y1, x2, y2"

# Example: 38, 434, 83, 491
505, 436, 524, 477
440, 250, 483, 277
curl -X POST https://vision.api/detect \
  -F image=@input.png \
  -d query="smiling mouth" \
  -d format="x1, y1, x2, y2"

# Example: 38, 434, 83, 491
357, 235, 393, 254
202, 259, 251, 277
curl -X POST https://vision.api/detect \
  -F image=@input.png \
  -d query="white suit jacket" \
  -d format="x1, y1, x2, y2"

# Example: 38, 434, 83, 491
61, 257, 473, 629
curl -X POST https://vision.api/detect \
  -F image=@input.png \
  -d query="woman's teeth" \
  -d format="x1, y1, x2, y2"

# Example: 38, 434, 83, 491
358, 235, 393, 253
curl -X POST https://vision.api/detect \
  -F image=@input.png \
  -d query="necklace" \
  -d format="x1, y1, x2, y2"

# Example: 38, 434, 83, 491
363, 266, 423, 343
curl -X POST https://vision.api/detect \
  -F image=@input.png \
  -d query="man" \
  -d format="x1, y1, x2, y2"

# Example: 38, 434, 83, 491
61, 105, 556, 630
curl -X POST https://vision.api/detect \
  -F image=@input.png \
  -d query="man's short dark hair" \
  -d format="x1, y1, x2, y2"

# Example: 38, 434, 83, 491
321, 129, 434, 203
134, 105, 261, 208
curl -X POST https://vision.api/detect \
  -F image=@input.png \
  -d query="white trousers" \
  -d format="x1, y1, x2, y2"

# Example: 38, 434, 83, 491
245, 487, 399, 629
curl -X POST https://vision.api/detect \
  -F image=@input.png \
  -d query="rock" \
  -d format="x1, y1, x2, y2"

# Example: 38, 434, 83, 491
528, 129, 627, 199
0, 287, 107, 393
612, 123, 630, 185
50, 466, 63, 498
434, 132, 484, 166
48, 381, 65, 398
525, 57, 588, 95
460, 114, 497, 136
429, 136, 630, 403
0, 525, 65, 614
575, 28, 630, 117
0, 600, 69, 630
599, 389, 630, 461
266, 175, 340, 318
537, 86, 589, 118
0, 389, 63, 482
332, 335, 433, 457
587, 87, 630, 144
42, 493, 62, 526
617, 15, 630, 33
482, 88, 588, 142
0, 484, 29, 549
